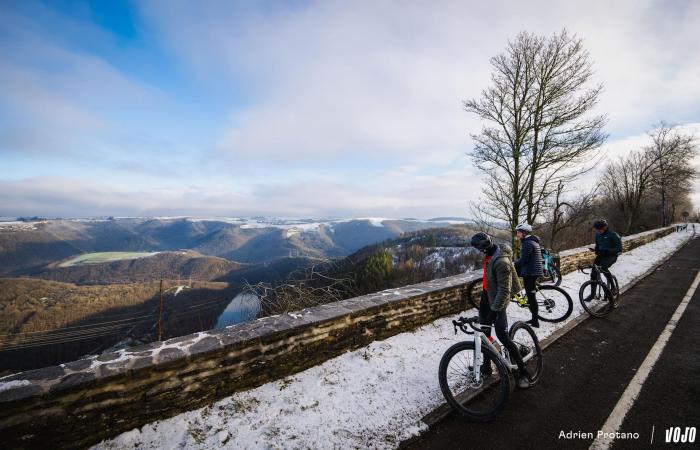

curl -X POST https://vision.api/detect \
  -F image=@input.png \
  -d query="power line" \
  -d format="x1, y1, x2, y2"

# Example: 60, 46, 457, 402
0, 297, 235, 350
3, 295, 231, 337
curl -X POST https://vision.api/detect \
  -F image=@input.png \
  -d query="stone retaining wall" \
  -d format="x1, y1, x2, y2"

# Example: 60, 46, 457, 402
0, 226, 676, 449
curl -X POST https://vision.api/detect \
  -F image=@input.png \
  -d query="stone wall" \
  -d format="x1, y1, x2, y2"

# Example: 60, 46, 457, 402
0, 226, 676, 449
557, 226, 675, 275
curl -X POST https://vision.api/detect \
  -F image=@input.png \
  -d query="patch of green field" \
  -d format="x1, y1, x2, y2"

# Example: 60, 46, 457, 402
58, 252, 160, 267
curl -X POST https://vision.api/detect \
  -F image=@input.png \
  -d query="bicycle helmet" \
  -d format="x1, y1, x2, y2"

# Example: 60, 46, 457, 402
470, 232, 493, 252
515, 222, 532, 233
592, 219, 608, 230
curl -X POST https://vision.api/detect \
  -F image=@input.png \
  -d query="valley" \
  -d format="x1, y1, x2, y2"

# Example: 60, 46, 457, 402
0, 216, 479, 374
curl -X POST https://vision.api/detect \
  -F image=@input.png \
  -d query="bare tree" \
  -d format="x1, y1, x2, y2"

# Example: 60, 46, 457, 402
602, 149, 660, 234
544, 181, 598, 250
525, 30, 607, 223
465, 30, 606, 246
242, 262, 357, 316
646, 123, 698, 226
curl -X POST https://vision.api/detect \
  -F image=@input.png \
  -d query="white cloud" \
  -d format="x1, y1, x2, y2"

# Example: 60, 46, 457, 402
141, 0, 700, 165
1, 0, 699, 218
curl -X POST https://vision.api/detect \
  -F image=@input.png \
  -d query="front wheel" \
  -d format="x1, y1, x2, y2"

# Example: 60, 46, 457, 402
509, 321, 543, 384
608, 275, 620, 302
534, 285, 573, 323
438, 341, 511, 421
579, 280, 614, 317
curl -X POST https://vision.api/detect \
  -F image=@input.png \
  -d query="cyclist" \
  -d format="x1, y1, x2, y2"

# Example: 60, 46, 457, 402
584, 219, 622, 300
513, 223, 544, 328
471, 232, 532, 389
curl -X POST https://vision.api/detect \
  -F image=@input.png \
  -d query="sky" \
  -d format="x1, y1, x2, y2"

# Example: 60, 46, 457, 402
1, 0, 699, 219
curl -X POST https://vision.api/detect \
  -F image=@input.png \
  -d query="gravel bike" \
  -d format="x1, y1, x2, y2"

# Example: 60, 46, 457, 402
578, 264, 620, 317
467, 279, 573, 323
438, 316, 542, 421
539, 248, 562, 286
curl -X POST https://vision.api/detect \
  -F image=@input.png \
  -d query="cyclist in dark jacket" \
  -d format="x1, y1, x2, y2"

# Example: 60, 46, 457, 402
584, 219, 622, 300
471, 232, 532, 389
513, 223, 544, 327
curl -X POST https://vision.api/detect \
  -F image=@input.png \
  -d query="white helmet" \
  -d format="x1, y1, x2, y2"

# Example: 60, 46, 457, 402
515, 222, 532, 233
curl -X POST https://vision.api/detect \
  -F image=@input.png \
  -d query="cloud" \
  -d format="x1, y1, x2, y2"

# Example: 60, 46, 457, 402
0, 162, 483, 218
140, 0, 700, 166
1, 1, 699, 218
2, 120, 697, 219
0, 1, 165, 156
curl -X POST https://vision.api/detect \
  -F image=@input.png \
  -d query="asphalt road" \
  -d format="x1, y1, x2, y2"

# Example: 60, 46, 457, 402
402, 236, 700, 450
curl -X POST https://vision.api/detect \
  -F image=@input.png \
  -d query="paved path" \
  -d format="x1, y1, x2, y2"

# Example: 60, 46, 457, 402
402, 238, 700, 450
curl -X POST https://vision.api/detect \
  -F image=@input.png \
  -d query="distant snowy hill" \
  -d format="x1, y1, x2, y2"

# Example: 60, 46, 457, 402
0, 216, 471, 276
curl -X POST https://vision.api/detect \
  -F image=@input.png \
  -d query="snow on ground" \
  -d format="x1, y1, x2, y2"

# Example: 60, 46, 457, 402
0, 379, 30, 392
93, 229, 697, 450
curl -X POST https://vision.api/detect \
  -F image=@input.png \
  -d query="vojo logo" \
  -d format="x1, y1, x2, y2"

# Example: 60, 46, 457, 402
665, 427, 696, 443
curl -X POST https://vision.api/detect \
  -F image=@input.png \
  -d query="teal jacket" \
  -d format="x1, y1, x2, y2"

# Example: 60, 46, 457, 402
595, 229, 622, 257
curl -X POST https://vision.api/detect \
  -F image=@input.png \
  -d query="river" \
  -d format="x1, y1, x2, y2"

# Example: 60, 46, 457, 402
214, 292, 261, 329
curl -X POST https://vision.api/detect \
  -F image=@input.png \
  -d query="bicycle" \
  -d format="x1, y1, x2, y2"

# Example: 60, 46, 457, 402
539, 248, 562, 286
467, 279, 573, 323
512, 284, 573, 323
438, 316, 542, 421
578, 264, 620, 317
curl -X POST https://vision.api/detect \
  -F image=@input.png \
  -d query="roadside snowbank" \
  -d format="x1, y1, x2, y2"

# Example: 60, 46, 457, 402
93, 228, 696, 450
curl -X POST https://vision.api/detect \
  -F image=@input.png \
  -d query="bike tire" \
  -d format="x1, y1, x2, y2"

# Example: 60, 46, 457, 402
551, 268, 562, 286
508, 321, 543, 384
534, 284, 573, 323
466, 278, 482, 309
579, 280, 614, 317
438, 341, 511, 421
609, 275, 620, 300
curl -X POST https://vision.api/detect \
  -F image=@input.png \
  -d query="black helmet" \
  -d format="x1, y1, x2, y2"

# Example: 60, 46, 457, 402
592, 219, 608, 230
470, 232, 493, 252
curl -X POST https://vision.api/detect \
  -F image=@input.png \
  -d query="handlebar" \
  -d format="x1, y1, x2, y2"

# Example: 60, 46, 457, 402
578, 263, 605, 275
452, 316, 481, 335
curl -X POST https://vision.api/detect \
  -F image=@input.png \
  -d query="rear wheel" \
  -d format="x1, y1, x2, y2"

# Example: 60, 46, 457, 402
508, 321, 542, 384
534, 285, 573, 323
539, 265, 562, 286
438, 341, 511, 421
466, 279, 482, 309
550, 267, 562, 286
579, 280, 614, 317
608, 275, 620, 302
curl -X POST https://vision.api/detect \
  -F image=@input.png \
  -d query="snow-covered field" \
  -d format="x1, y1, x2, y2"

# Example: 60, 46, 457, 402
93, 229, 697, 450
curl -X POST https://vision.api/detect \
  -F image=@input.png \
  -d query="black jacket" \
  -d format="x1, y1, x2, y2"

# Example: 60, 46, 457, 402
595, 229, 622, 257
514, 234, 544, 277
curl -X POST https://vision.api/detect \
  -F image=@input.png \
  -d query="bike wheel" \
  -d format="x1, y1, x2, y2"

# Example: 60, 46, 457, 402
509, 321, 543, 384
534, 285, 573, 323
466, 279, 482, 309
608, 275, 620, 301
551, 268, 562, 286
438, 341, 511, 421
579, 280, 614, 317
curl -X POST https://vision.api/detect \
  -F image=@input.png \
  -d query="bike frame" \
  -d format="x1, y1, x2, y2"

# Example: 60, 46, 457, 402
513, 287, 548, 308
471, 323, 534, 383
584, 264, 614, 285
542, 253, 552, 272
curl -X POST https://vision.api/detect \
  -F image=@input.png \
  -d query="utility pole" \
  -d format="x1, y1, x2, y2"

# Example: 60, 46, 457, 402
157, 279, 164, 341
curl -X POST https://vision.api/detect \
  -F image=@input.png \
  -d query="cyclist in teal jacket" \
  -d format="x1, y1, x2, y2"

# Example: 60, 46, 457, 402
584, 219, 622, 300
